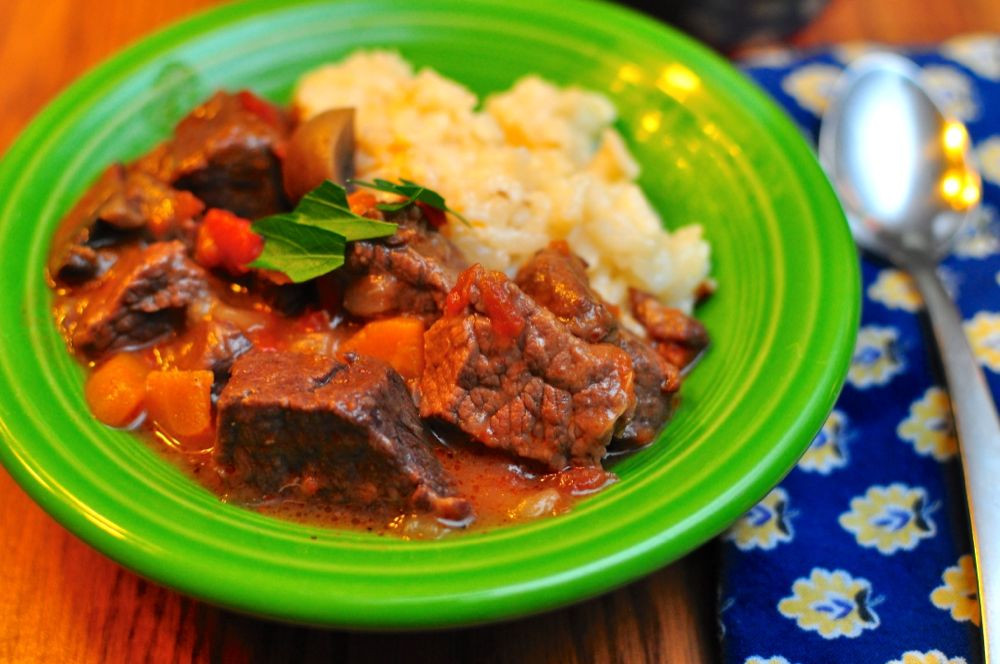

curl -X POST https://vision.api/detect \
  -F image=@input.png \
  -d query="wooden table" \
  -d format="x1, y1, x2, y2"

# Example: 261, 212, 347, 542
2, 1, 998, 662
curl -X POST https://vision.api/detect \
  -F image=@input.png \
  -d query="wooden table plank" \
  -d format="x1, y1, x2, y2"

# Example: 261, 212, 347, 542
1, 1, 996, 662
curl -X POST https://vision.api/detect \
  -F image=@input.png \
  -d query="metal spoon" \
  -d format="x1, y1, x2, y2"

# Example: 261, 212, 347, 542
819, 52, 1000, 660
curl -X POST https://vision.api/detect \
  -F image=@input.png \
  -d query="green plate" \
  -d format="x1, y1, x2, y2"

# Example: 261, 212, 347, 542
0, 0, 858, 628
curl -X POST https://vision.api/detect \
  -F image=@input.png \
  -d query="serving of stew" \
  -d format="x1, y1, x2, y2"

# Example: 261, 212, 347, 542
47, 89, 708, 538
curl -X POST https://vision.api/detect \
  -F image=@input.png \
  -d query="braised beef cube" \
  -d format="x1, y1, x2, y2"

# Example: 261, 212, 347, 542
514, 241, 617, 343
96, 169, 205, 237
630, 288, 709, 368
613, 329, 680, 445
48, 165, 203, 284
69, 241, 207, 357
216, 350, 469, 521
55, 245, 105, 285
166, 91, 289, 219
420, 265, 635, 470
516, 244, 679, 447
343, 206, 467, 321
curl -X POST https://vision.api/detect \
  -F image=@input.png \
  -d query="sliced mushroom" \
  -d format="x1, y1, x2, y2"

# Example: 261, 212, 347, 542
282, 108, 355, 203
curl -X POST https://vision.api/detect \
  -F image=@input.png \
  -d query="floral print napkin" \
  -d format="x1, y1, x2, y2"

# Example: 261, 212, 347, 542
719, 34, 1000, 664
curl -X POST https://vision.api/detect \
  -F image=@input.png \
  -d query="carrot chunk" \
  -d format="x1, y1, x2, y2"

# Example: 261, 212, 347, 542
144, 370, 215, 440
340, 317, 425, 380
85, 353, 150, 427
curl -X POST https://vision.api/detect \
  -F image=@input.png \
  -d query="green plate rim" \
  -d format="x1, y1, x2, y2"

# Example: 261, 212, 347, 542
0, 0, 859, 628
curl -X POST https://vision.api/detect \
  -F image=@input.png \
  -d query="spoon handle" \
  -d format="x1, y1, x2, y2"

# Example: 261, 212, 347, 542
910, 261, 1000, 661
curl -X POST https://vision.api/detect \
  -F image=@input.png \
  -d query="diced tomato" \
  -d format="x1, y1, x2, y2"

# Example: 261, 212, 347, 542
194, 208, 263, 275
478, 270, 524, 339
237, 90, 283, 129
347, 190, 379, 217
444, 266, 524, 338
444, 267, 476, 316
194, 222, 222, 268
415, 200, 446, 228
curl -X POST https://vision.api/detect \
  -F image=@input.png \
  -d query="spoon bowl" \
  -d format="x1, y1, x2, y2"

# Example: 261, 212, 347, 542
819, 53, 980, 262
820, 52, 999, 662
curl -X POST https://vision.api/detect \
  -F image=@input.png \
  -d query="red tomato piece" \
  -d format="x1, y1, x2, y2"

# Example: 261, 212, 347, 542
194, 208, 264, 275
237, 90, 283, 129
415, 200, 446, 228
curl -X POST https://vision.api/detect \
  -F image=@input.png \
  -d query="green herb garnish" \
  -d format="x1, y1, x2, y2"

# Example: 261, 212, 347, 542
350, 178, 470, 226
249, 181, 396, 282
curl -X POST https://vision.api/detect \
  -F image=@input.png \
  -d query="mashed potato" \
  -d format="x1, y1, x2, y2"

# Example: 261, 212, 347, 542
294, 51, 710, 315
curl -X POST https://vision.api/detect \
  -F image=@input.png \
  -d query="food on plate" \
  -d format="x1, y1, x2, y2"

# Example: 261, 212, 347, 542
47, 52, 711, 538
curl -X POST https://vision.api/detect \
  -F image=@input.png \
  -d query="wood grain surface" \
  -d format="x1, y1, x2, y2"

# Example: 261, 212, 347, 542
1, 1, 997, 663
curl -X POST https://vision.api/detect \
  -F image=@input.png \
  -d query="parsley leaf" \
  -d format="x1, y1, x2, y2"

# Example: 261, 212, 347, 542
350, 178, 470, 226
294, 181, 396, 240
248, 215, 346, 283
248, 182, 397, 283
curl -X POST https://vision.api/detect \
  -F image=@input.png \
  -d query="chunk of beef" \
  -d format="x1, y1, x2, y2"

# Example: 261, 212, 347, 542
343, 205, 468, 321
54, 245, 113, 285
69, 241, 208, 357
49, 164, 204, 284
514, 241, 617, 343
96, 169, 205, 237
420, 265, 635, 470
630, 288, 709, 368
515, 244, 679, 447
216, 350, 469, 521
613, 329, 679, 445
164, 91, 289, 220
194, 322, 251, 395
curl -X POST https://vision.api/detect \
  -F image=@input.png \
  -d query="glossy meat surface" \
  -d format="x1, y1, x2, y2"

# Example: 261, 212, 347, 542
516, 244, 679, 447
420, 265, 636, 470
66, 241, 208, 357
343, 206, 468, 321
217, 350, 469, 520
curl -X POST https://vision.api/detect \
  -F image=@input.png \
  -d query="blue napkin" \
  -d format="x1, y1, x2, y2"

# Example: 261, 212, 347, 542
719, 35, 1000, 664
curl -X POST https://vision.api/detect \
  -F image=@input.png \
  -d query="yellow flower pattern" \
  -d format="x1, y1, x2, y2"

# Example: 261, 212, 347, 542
886, 650, 968, 664
725, 488, 794, 551
919, 65, 979, 122
780, 64, 842, 114
848, 326, 904, 388
954, 205, 999, 258
723, 43, 994, 663
931, 555, 981, 626
839, 484, 937, 554
897, 387, 958, 461
964, 311, 1000, 372
868, 269, 923, 312
942, 34, 1000, 80
977, 136, 1000, 187
778, 568, 880, 639
798, 410, 849, 474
